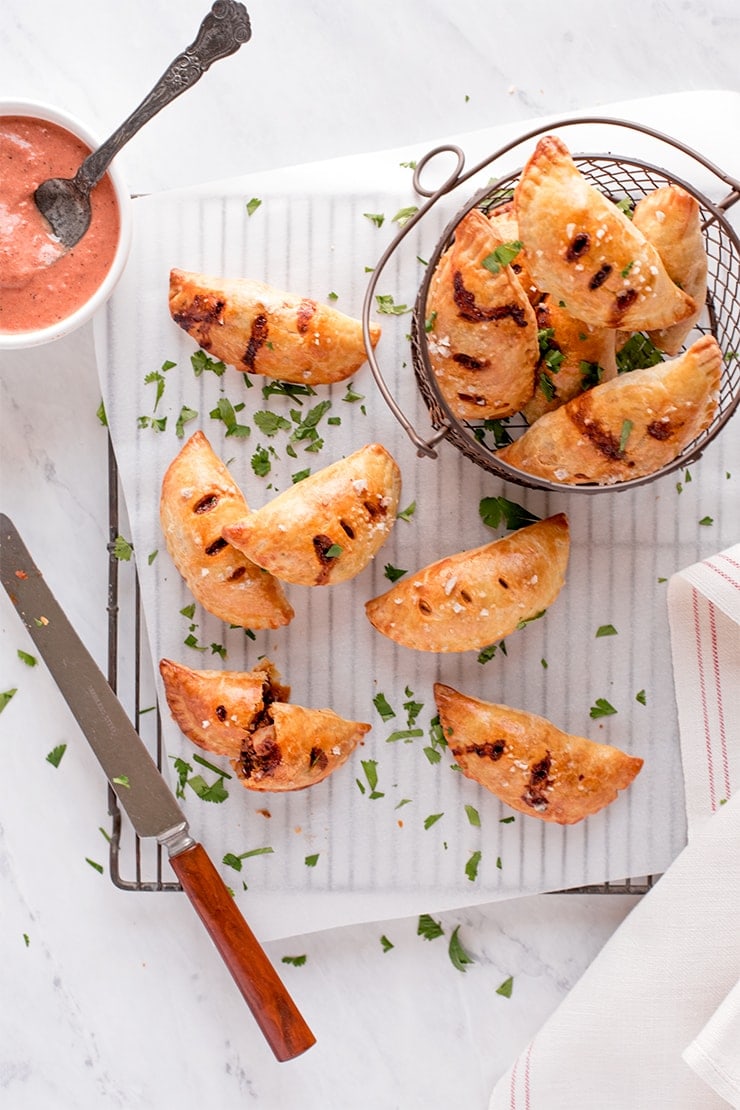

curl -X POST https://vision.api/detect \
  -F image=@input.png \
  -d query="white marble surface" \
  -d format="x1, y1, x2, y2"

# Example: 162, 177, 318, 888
2, 2, 740, 1107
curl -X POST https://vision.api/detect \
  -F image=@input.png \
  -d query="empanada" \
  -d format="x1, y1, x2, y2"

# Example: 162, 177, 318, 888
632, 184, 707, 355
365, 514, 569, 653
223, 443, 401, 586
159, 657, 370, 792
498, 334, 721, 485
169, 268, 381, 385
434, 683, 643, 824
160, 431, 294, 628
522, 295, 618, 423
515, 135, 696, 331
425, 208, 538, 420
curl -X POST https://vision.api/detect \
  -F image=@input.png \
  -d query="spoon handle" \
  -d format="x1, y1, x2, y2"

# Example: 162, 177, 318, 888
76, 1, 251, 193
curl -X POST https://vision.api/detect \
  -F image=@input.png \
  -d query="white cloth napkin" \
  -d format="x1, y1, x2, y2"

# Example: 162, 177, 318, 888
489, 544, 740, 1110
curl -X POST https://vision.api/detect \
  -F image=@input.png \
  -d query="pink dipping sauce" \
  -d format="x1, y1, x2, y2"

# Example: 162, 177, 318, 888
0, 115, 120, 334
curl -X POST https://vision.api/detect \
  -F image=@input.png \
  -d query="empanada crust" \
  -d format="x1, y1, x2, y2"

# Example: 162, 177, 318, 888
365, 514, 569, 652
434, 683, 643, 824
169, 268, 380, 385
498, 334, 722, 485
515, 136, 696, 330
160, 432, 294, 628
223, 443, 402, 586
159, 657, 369, 791
632, 184, 708, 355
522, 295, 618, 423
426, 209, 538, 420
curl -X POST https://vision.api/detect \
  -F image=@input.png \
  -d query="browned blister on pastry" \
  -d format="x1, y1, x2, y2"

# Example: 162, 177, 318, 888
434, 683, 643, 824
223, 443, 401, 586
498, 334, 721, 485
159, 657, 369, 791
365, 514, 569, 653
522, 295, 618, 422
160, 431, 294, 628
169, 268, 380, 385
632, 184, 708, 355
515, 135, 696, 331
425, 208, 538, 420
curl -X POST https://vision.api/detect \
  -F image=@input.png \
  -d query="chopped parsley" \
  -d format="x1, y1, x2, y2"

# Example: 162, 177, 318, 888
17, 649, 36, 667
397, 501, 416, 522
479, 495, 540, 531
112, 535, 133, 561
386, 728, 424, 744
616, 332, 663, 373
304, 853, 320, 867
465, 850, 482, 882
375, 293, 411, 316
448, 925, 475, 972
45, 743, 67, 768
210, 397, 250, 438
254, 410, 292, 436
281, 954, 307, 966
96, 399, 108, 426
112, 775, 130, 789
482, 240, 522, 274
580, 360, 603, 389
464, 804, 481, 827
246, 197, 262, 216
635, 689, 647, 705
590, 697, 617, 719
699, 516, 714, 526
615, 197, 634, 219
619, 419, 633, 453
384, 563, 407, 582
478, 640, 507, 665
380, 934, 394, 953
373, 692, 396, 721
538, 372, 556, 402
250, 445, 272, 477
223, 846, 274, 871
596, 624, 618, 637
392, 205, 419, 227
191, 350, 226, 378
496, 975, 514, 998
500, 815, 515, 824
356, 759, 383, 799
364, 212, 385, 227
175, 405, 198, 438
423, 812, 444, 830
86, 858, 104, 874
417, 913, 444, 941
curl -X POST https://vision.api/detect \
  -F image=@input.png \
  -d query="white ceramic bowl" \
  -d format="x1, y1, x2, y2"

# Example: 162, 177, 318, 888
0, 98, 133, 349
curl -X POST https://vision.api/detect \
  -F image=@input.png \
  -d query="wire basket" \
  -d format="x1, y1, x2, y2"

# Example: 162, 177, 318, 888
362, 116, 740, 493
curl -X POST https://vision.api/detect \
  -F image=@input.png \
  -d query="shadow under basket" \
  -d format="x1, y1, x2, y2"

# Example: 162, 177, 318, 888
362, 116, 740, 493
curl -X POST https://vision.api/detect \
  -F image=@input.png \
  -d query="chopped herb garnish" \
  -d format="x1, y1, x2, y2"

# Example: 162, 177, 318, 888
699, 516, 714, 526
187, 773, 229, 803
191, 349, 226, 378
324, 544, 343, 559
210, 397, 250, 438
304, 853, 320, 867
246, 197, 262, 216
538, 372, 556, 401
250, 445, 272, 477
616, 332, 663, 373
223, 846, 274, 871
619, 419, 633, 453
387, 728, 424, 743
482, 240, 522, 274
423, 812, 444, 830
373, 692, 396, 721
516, 609, 545, 631
46, 743, 67, 768
193, 753, 231, 778
417, 913, 444, 941
496, 855, 503, 870
621, 260, 635, 278
17, 649, 36, 667
500, 815, 515, 824
448, 925, 475, 972
112, 775, 130, 789
615, 197, 634, 219
291, 468, 311, 484
96, 399, 108, 426
380, 934, 394, 953
636, 689, 647, 705
384, 563, 407, 582
175, 405, 198, 439
86, 858, 104, 874
254, 410, 292, 437
22, 934, 30, 948
425, 310, 438, 333
496, 975, 514, 998
580, 360, 603, 389
392, 205, 419, 227
464, 804, 481, 827
590, 697, 617, 719
342, 383, 365, 404
147, 550, 158, 565
477, 640, 507, 665
375, 293, 411, 315
112, 535, 133, 561
364, 212, 385, 227
596, 624, 618, 637
281, 954, 307, 966
180, 603, 196, 620
262, 380, 316, 403
465, 850, 482, 882
479, 495, 540, 531
397, 501, 416, 522
358, 759, 383, 799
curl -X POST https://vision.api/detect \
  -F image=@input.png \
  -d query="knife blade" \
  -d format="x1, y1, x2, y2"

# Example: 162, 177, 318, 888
0, 513, 315, 1062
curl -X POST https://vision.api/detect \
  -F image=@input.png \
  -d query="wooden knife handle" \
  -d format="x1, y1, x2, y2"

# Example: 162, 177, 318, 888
169, 841, 316, 1061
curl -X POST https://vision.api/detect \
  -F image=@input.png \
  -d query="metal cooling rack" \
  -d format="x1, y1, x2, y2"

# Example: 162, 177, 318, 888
104, 434, 655, 897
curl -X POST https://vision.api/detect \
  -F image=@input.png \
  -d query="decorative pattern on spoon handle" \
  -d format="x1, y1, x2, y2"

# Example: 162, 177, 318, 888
77, 1, 251, 191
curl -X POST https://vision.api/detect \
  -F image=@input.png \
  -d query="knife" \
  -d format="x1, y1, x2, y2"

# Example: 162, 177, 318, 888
0, 513, 315, 1062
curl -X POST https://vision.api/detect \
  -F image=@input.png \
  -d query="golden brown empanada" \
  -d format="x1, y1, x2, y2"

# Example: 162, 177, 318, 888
425, 208, 538, 420
223, 443, 401, 586
515, 135, 696, 331
160, 431, 294, 628
365, 514, 569, 653
169, 268, 380, 385
159, 657, 370, 792
159, 657, 290, 758
498, 334, 721, 485
522, 294, 618, 423
632, 184, 707, 355
434, 683, 643, 824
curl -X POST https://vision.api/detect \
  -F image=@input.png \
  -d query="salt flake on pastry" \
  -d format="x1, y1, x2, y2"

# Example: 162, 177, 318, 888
365, 514, 569, 653
169, 268, 381, 385
632, 184, 708, 355
426, 208, 538, 420
160, 431, 294, 629
223, 443, 401, 586
434, 683, 643, 824
498, 334, 722, 485
514, 135, 696, 331
159, 658, 370, 792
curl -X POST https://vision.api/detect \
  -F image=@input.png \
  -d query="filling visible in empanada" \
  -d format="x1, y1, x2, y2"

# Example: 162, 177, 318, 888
425, 208, 539, 420
434, 683, 644, 825
632, 184, 708, 356
223, 443, 402, 586
498, 333, 722, 485
159, 431, 294, 629
159, 657, 370, 792
515, 135, 696, 331
169, 268, 380, 385
522, 295, 618, 423
365, 514, 569, 653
